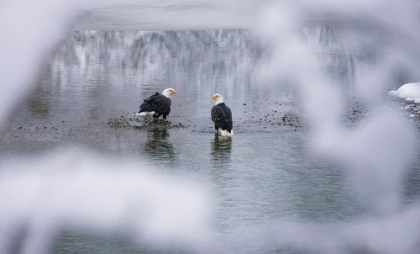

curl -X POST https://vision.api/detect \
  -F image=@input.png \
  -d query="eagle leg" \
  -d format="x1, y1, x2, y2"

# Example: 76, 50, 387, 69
214, 126, 219, 134
162, 115, 169, 122
152, 113, 161, 122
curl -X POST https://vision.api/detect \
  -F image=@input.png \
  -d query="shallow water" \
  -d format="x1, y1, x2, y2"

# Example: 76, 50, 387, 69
2, 2, 420, 253
0, 30, 354, 253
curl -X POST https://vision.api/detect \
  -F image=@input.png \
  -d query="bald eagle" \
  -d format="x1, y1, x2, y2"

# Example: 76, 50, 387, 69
211, 94, 233, 137
135, 88, 177, 121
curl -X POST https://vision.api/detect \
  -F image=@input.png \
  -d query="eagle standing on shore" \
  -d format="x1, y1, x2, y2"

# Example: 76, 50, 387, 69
211, 93, 233, 137
135, 88, 177, 121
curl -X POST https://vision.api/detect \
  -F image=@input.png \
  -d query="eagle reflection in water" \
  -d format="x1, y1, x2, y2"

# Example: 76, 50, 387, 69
210, 135, 232, 167
143, 126, 176, 161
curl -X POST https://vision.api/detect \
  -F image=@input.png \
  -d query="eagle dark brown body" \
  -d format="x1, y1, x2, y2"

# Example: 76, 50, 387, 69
211, 94, 233, 137
136, 88, 177, 121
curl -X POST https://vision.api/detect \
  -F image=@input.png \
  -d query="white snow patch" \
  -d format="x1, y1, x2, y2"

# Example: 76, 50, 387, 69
388, 82, 420, 101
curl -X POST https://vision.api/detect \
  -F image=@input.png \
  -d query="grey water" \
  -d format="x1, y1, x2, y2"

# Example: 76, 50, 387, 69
2, 2, 420, 254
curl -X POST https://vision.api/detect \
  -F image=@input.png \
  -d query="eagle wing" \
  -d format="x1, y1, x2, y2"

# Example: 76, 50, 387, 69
144, 92, 160, 103
139, 93, 171, 115
221, 105, 233, 132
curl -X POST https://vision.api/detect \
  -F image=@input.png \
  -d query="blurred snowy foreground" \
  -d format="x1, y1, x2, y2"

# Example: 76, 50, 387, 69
0, 155, 212, 253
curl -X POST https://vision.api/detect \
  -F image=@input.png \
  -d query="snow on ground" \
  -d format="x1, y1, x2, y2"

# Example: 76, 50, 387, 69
389, 83, 420, 103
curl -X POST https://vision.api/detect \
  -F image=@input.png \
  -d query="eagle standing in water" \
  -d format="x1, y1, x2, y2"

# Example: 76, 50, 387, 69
135, 88, 177, 121
211, 93, 233, 137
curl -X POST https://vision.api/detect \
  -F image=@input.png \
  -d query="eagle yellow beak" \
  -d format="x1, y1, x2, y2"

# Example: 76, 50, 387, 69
211, 95, 216, 100
172, 90, 177, 95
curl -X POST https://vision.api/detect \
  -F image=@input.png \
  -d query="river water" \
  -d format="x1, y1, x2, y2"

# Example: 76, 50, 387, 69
1, 1, 420, 254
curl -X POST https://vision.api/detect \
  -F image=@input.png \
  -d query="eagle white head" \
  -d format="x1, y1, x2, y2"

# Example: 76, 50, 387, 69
162, 88, 177, 98
211, 93, 224, 105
